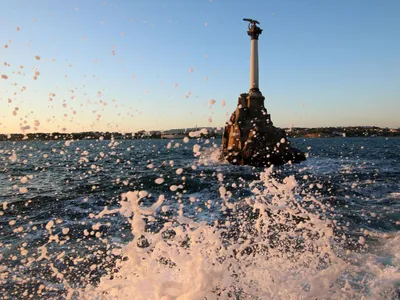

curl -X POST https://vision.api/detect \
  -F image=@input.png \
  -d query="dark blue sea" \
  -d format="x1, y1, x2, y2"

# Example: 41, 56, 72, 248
0, 137, 399, 299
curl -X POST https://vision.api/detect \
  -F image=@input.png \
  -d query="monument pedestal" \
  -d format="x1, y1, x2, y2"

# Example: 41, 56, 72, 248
222, 91, 306, 167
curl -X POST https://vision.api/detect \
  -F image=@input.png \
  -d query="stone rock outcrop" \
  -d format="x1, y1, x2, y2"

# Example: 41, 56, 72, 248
222, 91, 306, 167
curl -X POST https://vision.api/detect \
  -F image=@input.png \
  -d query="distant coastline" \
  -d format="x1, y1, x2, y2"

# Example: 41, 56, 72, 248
0, 126, 399, 141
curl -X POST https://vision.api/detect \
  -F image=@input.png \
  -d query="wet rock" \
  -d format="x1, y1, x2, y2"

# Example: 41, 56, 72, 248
222, 91, 306, 167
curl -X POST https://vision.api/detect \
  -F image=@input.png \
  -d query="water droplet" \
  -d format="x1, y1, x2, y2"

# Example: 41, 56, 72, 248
155, 178, 164, 184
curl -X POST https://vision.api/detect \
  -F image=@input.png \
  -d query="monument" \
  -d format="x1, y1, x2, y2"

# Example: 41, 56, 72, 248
222, 19, 306, 167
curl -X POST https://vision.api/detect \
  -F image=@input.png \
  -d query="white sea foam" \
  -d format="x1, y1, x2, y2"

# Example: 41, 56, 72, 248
388, 192, 400, 199
197, 146, 226, 166
78, 168, 399, 299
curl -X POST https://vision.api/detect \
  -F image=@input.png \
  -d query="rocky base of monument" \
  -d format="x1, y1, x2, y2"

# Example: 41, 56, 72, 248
222, 92, 306, 168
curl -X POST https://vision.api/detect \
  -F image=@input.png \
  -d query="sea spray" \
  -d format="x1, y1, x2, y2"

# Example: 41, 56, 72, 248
81, 167, 395, 299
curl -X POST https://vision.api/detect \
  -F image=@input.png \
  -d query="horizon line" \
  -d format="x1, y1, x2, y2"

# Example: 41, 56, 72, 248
1, 125, 399, 136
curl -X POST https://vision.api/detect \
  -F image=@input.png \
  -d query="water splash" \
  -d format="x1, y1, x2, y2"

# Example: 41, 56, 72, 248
79, 167, 399, 299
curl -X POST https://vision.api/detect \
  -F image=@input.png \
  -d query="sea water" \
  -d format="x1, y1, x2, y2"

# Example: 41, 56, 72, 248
0, 137, 399, 299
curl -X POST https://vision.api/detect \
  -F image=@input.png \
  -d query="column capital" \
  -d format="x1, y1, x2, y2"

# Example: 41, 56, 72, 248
247, 24, 263, 40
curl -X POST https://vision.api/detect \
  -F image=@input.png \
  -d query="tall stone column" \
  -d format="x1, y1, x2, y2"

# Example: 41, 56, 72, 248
250, 39, 259, 91
247, 21, 262, 93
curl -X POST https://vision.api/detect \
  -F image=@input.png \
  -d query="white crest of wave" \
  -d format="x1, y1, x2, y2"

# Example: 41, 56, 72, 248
81, 168, 399, 300
197, 145, 226, 166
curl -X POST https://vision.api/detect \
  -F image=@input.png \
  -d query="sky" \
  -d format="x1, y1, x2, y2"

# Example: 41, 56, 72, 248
0, 0, 399, 134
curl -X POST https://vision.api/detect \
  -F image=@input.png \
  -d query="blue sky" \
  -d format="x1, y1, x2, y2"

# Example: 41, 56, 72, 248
1, 0, 399, 133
